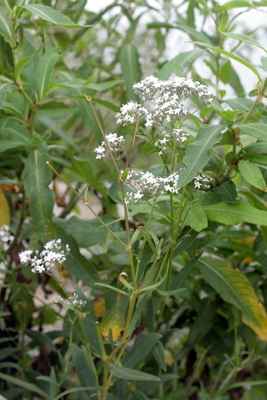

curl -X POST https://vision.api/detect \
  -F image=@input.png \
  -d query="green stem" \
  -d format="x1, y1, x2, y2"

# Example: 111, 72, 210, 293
120, 180, 137, 290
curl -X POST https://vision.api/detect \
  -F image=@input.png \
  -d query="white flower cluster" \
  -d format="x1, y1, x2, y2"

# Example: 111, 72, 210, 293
0, 225, 14, 245
154, 129, 189, 155
94, 133, 125, 159
19, 239, 70, 274
116, 76, 215, 128
124, 170, 179, 204
55, 293, 86, 310
115, 101, 148, 126
194, 174, 212, 190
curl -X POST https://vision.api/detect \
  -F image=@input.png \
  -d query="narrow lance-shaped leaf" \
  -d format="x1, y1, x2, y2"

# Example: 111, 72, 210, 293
14, 56, 32, 79
0, 7, 12, 41
0, 372, 49, 399
178, 125, 225, 188
238, 160, 267, 192
193, 41, 261, 80
157, 49, 203, 80
218, 1, 267, 12
239, 123, 267, 142
38, 117, 80, 152
36, 48, 59, 100
109, 365, 161, 382
198, 257, 267, 342
203, 201, 267, 226
119, 44, 142, 101
123, 333, 162, 369
24, 150, 55, 241
22, 4, 92, 29
71, 344, 98, 397
221, 32, 267, 53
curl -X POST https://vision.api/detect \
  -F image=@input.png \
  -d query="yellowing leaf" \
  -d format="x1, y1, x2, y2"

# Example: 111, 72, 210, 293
0, 186, 10, 226
198, 257, 267, 341
92, 295, 106, 319
100, 294, 128, 341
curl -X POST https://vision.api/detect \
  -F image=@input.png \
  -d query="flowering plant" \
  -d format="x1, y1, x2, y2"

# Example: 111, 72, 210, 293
1, 1, 267, 399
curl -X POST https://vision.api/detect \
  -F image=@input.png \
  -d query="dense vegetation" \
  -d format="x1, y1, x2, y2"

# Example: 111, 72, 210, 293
1, 1, 267, 399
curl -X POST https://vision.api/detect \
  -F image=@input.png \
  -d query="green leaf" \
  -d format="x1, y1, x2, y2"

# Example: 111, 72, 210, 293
198, 257, 267, 341
152, 341, 167, 371
36, 48, 59, 100
193, 41, 261, 80
175, 24, 212, 45
203, 201, 267, 226
94, 283, 129, 296
22, 4, 92, 29
119, 44, 142, 101
53, 387, 100, 400
90, 97, 120, 113
261, 57, 267, 71
218, 1, 267, 11
178, 125, 225, 188
221, 109, 238, 122
238, 160, 267, 192
123, 333, 162, 368
245, 153, 267, 165
54, 216, 113, 247
0, 7, 12, 41
109, 365, 161, 382
0, 372, 49, 399
71, 344, 98, 395
156, 49, 203, 80
0, 82, 10, 108
24, 150, 55, 241
86, 80, 124, 91
15, 56, 32, 79
239, 123, 267, 142
156, 288, 186, 296
184, 202, 208, 232
215, 180, 238, 203
25, 330, 57, 352
70, 156, 107, 197
221, 32, 267, 53
38, 117, 80, 152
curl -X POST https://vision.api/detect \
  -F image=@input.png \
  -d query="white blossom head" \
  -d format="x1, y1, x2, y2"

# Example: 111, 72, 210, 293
154, 129, 189, 155
194, 173, 212, 190
115, 101, 148, 126
124, 170, 179, 204
55, 293, 86, 311
19, 239, 70, 274
118, 76, 215, 129
94, 133, 125, 160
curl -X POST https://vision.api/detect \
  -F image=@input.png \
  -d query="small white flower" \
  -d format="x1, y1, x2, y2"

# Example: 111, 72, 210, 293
116, 101, 148, 126
94, 133, 125, 160
19, 239, 70, 274
194, 173, 212, 190
125, 170, 179, 204
55, 293, 86, 310
0, 225, 14, 246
